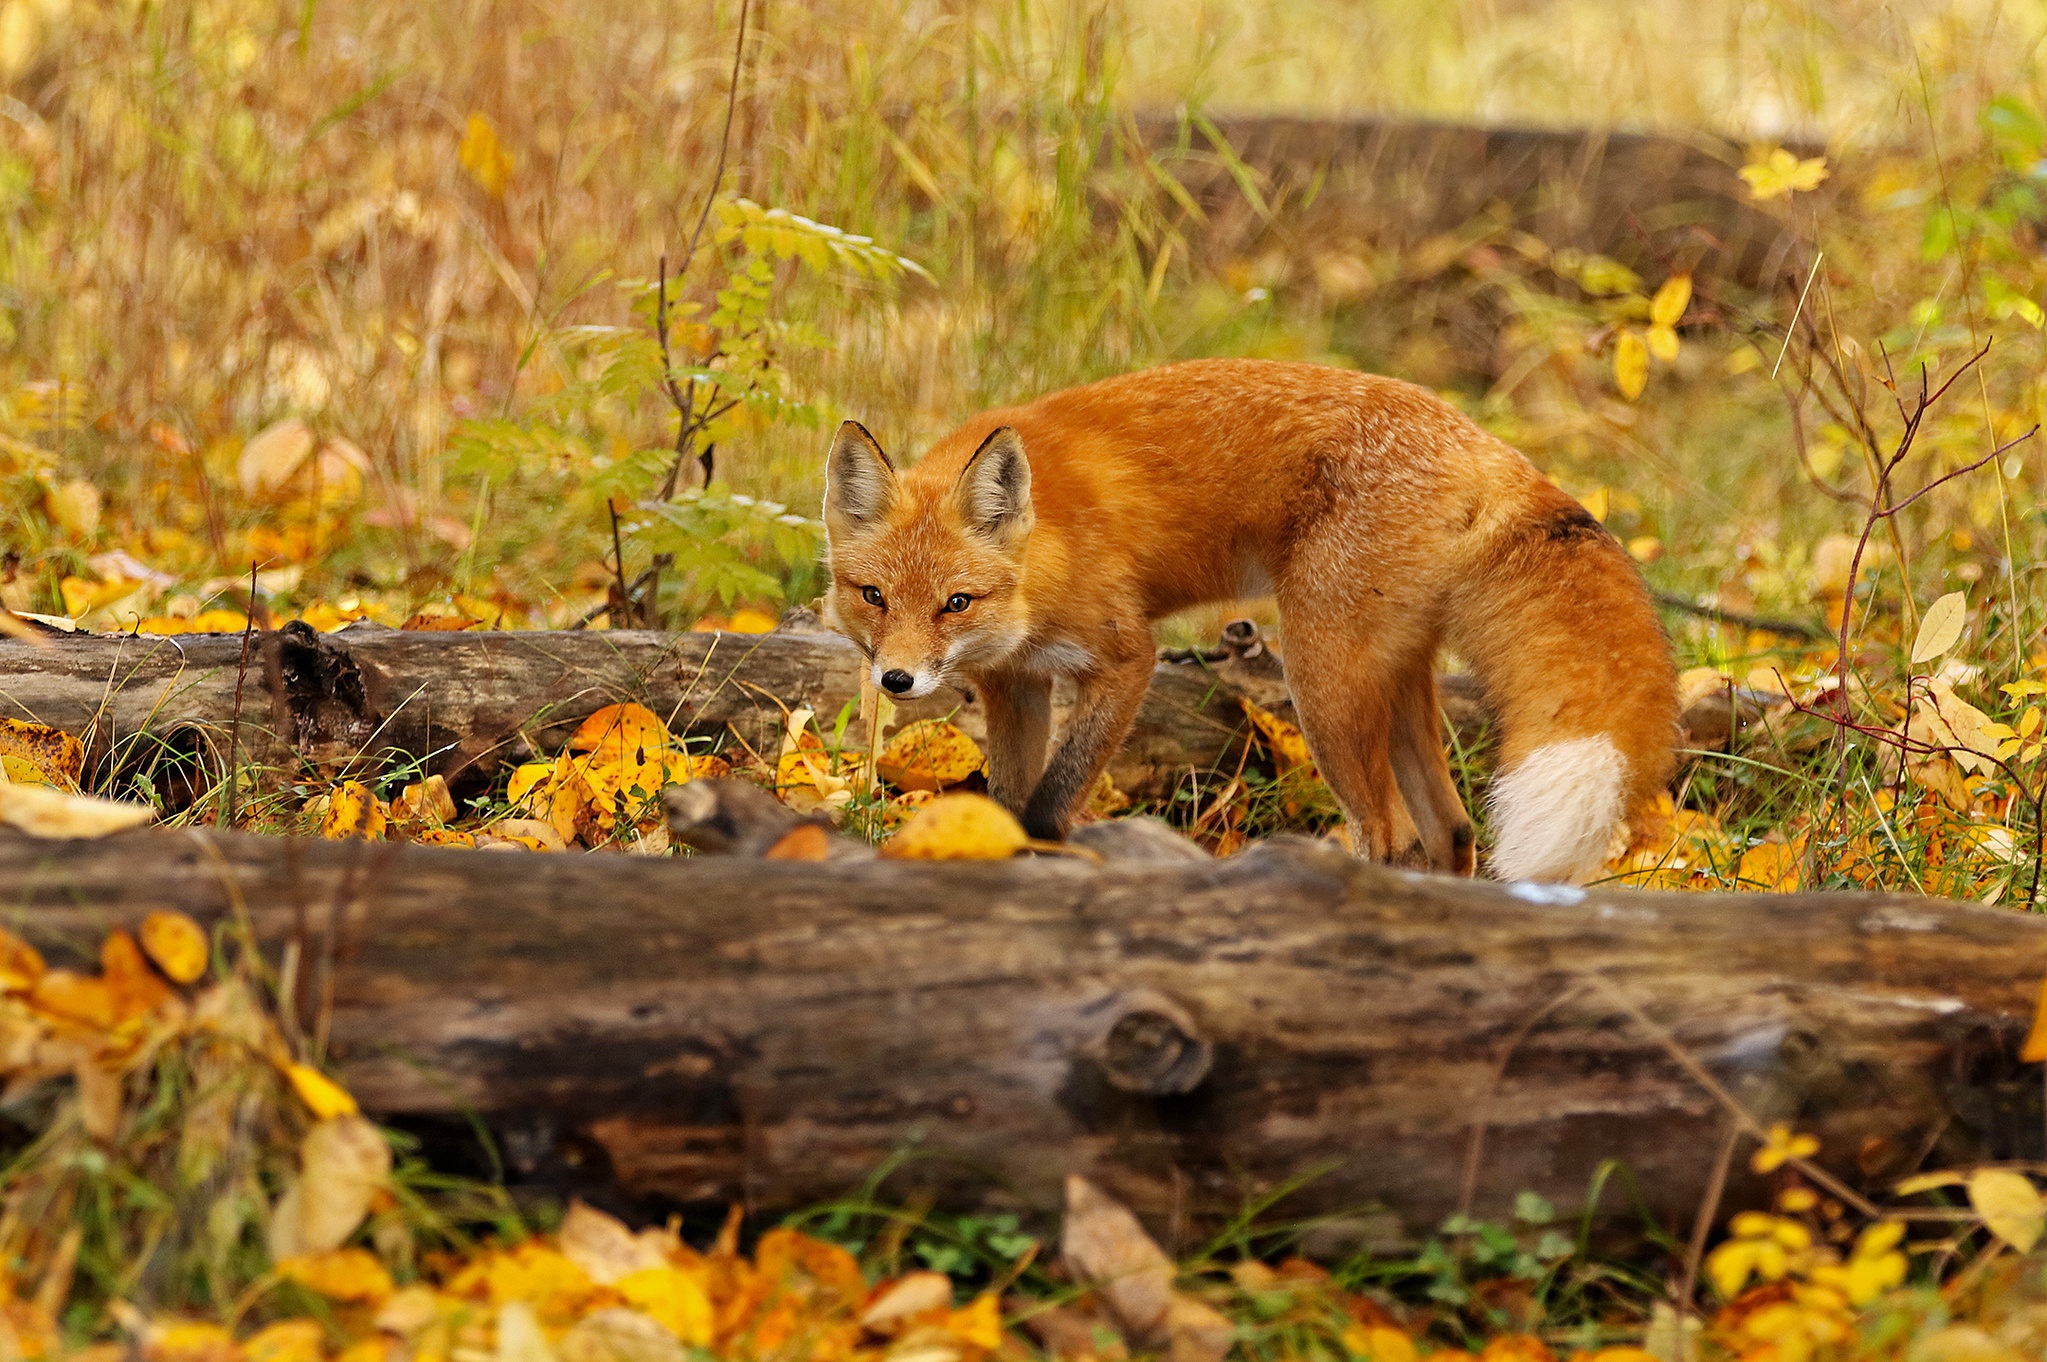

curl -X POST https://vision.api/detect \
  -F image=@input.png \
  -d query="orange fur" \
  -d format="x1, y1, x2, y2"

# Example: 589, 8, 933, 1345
822, 358, 1679, 879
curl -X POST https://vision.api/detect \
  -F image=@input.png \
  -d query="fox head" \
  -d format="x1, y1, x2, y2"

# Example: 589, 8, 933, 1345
821, 420, 1035, 699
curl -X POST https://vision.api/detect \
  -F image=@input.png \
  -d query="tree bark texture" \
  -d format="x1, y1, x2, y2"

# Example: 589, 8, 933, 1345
5, 827, 2040, 1245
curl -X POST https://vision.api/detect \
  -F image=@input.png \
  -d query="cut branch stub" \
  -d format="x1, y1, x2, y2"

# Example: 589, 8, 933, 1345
1087, 990, 1213, 1095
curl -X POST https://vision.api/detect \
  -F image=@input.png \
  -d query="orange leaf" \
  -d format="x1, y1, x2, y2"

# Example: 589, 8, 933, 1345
570, 702, 671, 756
101, 928, 173, 1021
28, 969, 118, 1030
2022, 972, 2047, 1063
0, 926, 45, 992
765, 824, 833, 860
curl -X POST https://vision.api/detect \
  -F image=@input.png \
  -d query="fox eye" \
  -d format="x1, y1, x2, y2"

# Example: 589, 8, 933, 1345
861, 585, 885, 609
943, 593, 972, 614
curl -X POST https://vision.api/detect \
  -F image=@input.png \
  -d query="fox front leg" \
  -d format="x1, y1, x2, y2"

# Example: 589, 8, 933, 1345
1019, 654, 1154, 840
978, 670, 1053, 816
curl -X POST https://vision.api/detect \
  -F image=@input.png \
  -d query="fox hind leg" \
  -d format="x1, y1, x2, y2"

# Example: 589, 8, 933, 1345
1276, 611, 1431, 868
1389, 666, 1475, 874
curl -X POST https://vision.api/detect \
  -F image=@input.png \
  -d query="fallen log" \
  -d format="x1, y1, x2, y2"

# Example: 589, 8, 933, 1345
1138, 114, 1826, 292
0, 624, 1773, 815
0, 624, 1258, 804
7, 827, 2041, 1246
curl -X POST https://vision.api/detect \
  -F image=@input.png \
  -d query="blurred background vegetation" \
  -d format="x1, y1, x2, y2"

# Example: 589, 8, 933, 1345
0, 0, 2039, 635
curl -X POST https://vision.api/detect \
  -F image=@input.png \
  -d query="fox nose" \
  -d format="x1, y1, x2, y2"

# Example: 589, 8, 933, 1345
881, 669, 915, 695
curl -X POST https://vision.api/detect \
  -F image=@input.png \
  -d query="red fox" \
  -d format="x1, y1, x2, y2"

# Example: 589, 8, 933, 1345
821, 359, 1678, 882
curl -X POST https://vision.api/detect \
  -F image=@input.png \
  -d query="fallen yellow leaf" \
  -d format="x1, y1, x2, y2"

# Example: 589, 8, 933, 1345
0, 783, 153, 839
139, 910, 209, 985
320, 781, 388, 840
285, 1062, 361, 1120
569, 702, 671, 756
280, 1247, 396, 1303
880, 793, 1029, 860
0, 717, 83, 789
878, 719, 987, 792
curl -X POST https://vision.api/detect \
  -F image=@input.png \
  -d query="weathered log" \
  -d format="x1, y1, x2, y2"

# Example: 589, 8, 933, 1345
0, 624, 1773, 817
6, 826, 2041, 1245
0, 624, 1256, 804
1138, 114, 1827, 292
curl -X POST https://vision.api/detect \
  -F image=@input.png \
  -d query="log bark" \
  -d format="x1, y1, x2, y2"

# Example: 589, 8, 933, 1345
0, 624, 1258, 804
5, 826, 2040, 1246
0, 624, 1770, 813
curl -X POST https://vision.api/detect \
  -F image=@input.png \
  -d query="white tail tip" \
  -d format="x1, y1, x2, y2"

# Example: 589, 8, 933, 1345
1486, 735, 1628, 884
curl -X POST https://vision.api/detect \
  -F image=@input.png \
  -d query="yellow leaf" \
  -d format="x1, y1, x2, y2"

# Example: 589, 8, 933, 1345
1341, 1324, 1419, 1362
726, 607, 779, 633
238, 418, 316, 499
1905, 1325, 2026, 1362
244, 1317, 326, 1362
1739, 147, 1830, 201
320, 781, 388, 840
150, 1321, 240, 1362
616, 1265, 714, 1346
1650, 273, 1692, 328
270, 1115, 391, 1259
1968, 1167, 2045, 1251
1241, 698, 1315, 774
140, 910, 209, 984
878, 719, 987, 791
43, 477, 101, 539
1613, 329, 1649, 401
390, 774, 457, 825
544, 751, 598, 844
880, 792, 1029, 860
1645, 324, 1679, 362
1737, 842, 1802, 893
285, 1062, 361, 1120
1751, 1122, 1819, 1173
1917, 681, 2014, 775
569, 702, 671, 756
947, 1294, 1003, 1350
506, 761, 555, 809
0, 717, 85, 789
1912, 591, 1968, 665
279, 1247, 396, 1303
0, 783, 153, 838
459, 112, 513, 196
558, 1199, 668, 1286
0, 755, 45, 785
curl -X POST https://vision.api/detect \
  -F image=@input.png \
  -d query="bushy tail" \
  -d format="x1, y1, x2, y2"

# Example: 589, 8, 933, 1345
1485, 735, 1630, 883
1449, 486, 1679, 884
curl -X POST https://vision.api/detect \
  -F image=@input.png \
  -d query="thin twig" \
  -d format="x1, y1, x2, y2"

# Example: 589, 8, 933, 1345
1652, 591, 1826, 641
1676, 1123, 1741, 1327
1772, 250, 1824, 378
223, 562, 259, 828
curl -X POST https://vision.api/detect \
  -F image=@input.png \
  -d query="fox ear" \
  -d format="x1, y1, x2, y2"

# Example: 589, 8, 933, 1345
953, 426, 1034, 544
823, 420, 896, 531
